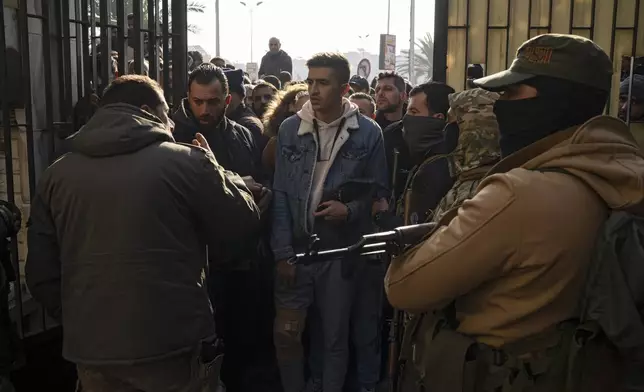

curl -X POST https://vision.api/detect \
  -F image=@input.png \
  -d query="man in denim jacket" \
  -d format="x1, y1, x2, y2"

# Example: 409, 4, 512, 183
271, 52, 388, 392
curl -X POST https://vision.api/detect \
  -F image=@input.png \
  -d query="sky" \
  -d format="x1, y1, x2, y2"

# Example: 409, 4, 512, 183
187, 0, 435, 65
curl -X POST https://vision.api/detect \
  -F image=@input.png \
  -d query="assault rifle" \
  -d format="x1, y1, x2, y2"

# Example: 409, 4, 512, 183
293, 222, 437, 392
293, 223, 436, 264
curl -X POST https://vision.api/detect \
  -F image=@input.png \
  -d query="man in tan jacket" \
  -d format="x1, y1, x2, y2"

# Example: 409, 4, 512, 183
386, 34, 644, 391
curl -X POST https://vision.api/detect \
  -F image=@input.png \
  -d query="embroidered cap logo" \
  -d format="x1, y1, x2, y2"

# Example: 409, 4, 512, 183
521, 46, 554, 64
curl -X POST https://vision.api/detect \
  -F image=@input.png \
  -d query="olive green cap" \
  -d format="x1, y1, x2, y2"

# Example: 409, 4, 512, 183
474, 34, 613, 92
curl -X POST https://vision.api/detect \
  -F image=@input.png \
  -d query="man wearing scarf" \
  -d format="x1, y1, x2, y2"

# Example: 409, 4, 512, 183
387, 34, 641, 391
375, 82, 456, 229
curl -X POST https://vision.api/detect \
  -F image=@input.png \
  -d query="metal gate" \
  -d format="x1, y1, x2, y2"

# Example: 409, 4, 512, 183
438, 0, 644, 117
1, 0, 189, 339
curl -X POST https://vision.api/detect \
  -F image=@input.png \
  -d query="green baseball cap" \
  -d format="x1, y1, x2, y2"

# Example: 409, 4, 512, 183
474, 34, 613, 92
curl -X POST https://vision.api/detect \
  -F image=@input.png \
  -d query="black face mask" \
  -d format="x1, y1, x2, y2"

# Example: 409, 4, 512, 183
493, 97, 561, 157
493, 76, 608, 157
444, 122, 460, 153
402, 116, 446, 162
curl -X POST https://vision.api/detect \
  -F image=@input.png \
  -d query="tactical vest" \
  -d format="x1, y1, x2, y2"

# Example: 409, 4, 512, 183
398, 154, 450, 225
396, 310, 621, 392
395, 166, 632, 392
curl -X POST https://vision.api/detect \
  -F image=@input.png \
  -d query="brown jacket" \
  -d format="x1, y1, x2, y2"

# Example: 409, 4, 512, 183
386, 116, 644, 347
26, 104, 260, 364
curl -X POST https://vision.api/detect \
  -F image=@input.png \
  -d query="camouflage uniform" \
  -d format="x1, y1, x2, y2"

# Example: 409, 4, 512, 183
433, 88, 501, 221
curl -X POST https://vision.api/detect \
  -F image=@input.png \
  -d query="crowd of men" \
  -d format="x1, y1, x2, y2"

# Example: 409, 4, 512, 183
19, 33, 644, 392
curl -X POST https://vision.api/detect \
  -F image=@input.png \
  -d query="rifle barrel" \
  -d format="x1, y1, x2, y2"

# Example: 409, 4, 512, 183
294, 223, 436, 265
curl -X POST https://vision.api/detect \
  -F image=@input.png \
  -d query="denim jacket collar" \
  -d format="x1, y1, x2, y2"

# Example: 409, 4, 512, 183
296, 111, 360, 136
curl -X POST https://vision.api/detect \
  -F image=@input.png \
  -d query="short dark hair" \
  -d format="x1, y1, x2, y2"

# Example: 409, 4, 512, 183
377, 71, 406, 93
306, 52, 351, 85
253, 81, 277, 95
279, 70, 292, 86
100, 75, 164, 108
263, 75, 282, 90
350, 92, 376, 113
409, 82, 455, 116
210, 56, 227, 65
188, 63, 229, 95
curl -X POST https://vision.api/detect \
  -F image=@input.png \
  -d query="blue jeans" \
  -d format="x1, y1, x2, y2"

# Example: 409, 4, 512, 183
274, 259, 354, 392
308, 260, 384, 391
351, 261, 384, 390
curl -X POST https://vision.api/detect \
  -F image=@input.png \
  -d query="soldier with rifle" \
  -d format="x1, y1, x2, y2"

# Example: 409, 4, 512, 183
386, 34, 644, 391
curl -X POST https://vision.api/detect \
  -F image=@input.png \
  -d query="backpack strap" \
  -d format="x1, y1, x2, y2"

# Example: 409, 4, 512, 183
531, 167, 574, 176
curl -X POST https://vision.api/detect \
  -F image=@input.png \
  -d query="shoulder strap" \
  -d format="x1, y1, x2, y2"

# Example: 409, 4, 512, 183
531, 167, 574, 176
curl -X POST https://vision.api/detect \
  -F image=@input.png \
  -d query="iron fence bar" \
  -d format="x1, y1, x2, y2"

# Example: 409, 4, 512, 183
547, 0, 554, 32
590, 0, 597, 39
132, 0, 144, 74
0, 0, 13, 336
505, 0, 511, 67
609, 0, 618, 61
116, 0, 126, 76
100, 0, 112, 88
606, 0, 619, 115
632, 0, 640, 57
90, 0, 98, 92
162, 0, 170, 100
528, 0, 533, 36
75, 0, 84, 101
81, 0, 92, 96
54, 2, 66, 121
463, 0, 471, 89
18, 0, 37, 244
148, 0, 159, 80
433, 0, 449, 82
484, 0, 491, 74
172, 0, 188, 105
569, 0, 575, 33
24, 13, 47, 20
41, 0, 55, 166
61, 0, 73, 119
3, 0, 24, 340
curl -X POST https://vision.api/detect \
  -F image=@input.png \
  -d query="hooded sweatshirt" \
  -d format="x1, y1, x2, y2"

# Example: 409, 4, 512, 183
26, 104, 259, 364
297, 99, 360, 227
386, 115, 644, 347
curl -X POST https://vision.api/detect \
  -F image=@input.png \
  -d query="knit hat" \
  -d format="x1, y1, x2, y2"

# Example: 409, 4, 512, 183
223, 68, 245, 96
620, 74, 644, 100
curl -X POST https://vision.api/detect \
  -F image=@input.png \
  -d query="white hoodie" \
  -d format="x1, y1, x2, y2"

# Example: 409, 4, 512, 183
297, 98, 360, 229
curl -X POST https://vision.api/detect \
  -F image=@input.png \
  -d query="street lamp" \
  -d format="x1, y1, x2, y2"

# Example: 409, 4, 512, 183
240, 1, 264, 63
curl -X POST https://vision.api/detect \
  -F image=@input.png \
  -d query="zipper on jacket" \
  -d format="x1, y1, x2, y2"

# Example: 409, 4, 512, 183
303, 135, 318, 235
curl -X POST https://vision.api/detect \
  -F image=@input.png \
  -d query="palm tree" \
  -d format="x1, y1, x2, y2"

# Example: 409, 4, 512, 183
397, 33, 434, 84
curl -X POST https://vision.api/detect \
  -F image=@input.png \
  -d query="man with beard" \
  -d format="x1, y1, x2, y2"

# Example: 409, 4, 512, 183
252, 81, 278, 119
374, 71, 407, 131
259, 37, 293, 78
172, 63, 276, 392
387, 34, 642, 391
225, 68, 269, 154
173, 64, 261, 180
374, 72, 411, 204
395, 81, 456, 225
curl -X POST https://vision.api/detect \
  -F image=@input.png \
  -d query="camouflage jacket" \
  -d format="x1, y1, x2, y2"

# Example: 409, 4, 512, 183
433, 88, 501, 221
